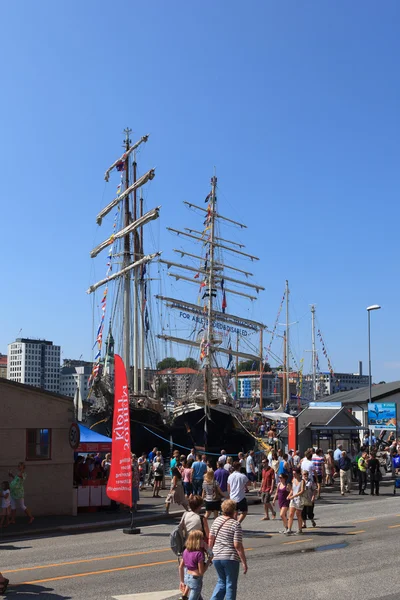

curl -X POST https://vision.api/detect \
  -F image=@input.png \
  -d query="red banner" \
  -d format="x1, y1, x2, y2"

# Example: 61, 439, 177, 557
106, 354, 132, 507
287, 416, 298, 452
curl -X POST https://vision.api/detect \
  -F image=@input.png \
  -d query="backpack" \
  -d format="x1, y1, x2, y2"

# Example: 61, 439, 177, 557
170, 524, 185, 556
155, 462, 164, 475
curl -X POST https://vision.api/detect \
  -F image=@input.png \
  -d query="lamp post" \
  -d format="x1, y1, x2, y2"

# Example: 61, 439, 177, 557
366, 305, 381, 432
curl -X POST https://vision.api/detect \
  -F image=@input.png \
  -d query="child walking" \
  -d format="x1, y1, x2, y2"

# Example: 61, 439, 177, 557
179, 530, 208, 600
0, 481, 10, 528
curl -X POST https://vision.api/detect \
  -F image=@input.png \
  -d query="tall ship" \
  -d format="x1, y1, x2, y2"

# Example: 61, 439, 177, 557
84, 129, 170, 454
157, 174, 267, 454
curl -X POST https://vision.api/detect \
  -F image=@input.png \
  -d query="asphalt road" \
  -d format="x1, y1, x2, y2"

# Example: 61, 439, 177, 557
2, 489, 400, 600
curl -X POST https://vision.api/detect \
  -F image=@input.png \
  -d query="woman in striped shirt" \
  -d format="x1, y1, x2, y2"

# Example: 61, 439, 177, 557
209, 499, 247, 600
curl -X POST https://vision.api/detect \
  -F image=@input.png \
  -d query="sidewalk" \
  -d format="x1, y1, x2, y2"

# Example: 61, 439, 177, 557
0, 487, 261, 541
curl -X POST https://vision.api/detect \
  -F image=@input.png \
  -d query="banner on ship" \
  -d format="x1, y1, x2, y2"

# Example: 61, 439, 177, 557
106, 354, 132, 506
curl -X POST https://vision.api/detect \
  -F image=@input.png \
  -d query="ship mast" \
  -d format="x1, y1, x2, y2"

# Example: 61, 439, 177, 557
122, 128, 132, 379
285, 279, 290, 411
205, 174, 217, 412
311, 304, 317, 402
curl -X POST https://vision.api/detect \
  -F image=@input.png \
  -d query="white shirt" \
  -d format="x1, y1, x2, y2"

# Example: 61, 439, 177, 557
301, 458, 315, 479
187, 453, 196, 461
219, 454, 227, 464
227, 471, 248, 502
246, 455, 255, 473
1, 489, 10, 508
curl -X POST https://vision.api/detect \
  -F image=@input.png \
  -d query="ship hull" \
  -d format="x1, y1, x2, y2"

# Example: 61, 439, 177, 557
83, 407, 171, 456
169, 403, 255, 458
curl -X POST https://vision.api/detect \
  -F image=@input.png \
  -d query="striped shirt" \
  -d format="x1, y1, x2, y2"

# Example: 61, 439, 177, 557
210, 516, 243, 561
312, 454, 325, 475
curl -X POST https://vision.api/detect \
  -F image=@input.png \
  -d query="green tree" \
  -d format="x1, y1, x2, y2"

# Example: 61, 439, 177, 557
180, 357, 199, 370
156, 381, 173, 399
157, 357, 179, 370
237, 360, 271, 373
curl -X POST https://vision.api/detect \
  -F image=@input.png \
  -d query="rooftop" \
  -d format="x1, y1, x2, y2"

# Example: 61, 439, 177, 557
320, 381, 400, 405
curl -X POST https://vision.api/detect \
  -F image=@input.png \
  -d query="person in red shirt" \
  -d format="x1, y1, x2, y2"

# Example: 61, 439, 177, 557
260, 458, 276, 520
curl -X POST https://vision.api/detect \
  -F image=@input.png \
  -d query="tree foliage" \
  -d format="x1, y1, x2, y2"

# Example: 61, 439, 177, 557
237, 360, 272, 373
157, 357, 199, 370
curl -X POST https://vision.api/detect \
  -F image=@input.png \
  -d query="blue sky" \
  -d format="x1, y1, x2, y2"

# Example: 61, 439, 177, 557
1, 1, 398, 382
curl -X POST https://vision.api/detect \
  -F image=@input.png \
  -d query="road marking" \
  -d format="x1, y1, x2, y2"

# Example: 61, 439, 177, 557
388, 524, 400, 528
3, 548, 171, 574
346, 530, 366, 535
113, 591, 179, 600
14, 560, 178, 585
353, 518, 376, 523
282, 538, 313, 545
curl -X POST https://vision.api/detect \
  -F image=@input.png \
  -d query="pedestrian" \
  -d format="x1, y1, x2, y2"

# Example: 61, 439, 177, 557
224, 457, 234, 474
301, 470, 316, 528
166, 467, 189, 513
333, 444, 343, 478
179, 530, 209, 600
187, 448, 196, 462
271, 451, 280, 485
170, 450, 180, 475
152, 452, 164, 498
8, 462, 34, 525
182, 459, 194, 497
338, 450, 352, 495
245, 450, 257, 490
227, 462, 249, 524
238, 452, 246, 474
278, 453, 290, 482
272, 472, 291, 533
215, 461, 229, 495
300, 449, 316, 482
147, 447, 158, 486
131, 454, 140, 512
325, 450, 335, 486
192, 454, 208, 496
260, 458, 276, 520
368, 451, 381, 496
0, 481, 11, 528
358, 451, 368, 495
293, 450, 301, 469
179, 495, 210, 541
203, 470, 223, 520
219, 450, 227, 465
209, 499, 248, 600
312, 448, 325, 499
287, 450, 294, 470
285, 468, 305, 535
138, 452, 147, 490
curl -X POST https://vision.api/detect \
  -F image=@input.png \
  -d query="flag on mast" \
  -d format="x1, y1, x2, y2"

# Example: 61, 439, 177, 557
106, 354, 132, 507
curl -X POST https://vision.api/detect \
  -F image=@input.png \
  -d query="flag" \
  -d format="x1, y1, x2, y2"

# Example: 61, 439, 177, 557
204, 192, 211, 203
116, 160, 125, 172
222, 291, 227, 313
194, 272, 200, 279
116, 183, 122, 195
106, 354, 132, 507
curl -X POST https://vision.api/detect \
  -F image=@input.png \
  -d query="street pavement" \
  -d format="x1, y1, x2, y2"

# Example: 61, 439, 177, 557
1, 483, 400, 600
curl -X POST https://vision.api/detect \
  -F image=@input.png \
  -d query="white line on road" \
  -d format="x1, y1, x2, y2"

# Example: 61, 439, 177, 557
113, 591, 179, 600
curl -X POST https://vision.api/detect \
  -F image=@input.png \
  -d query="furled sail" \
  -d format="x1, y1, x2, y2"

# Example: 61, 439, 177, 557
104, 134, 149, 182
97, 169, 155, 225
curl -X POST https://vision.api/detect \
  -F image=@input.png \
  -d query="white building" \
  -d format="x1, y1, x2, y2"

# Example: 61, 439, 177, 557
302, 369, 370, 401
238, 371, 281, 408
7, 338, 61, 393
59, 360, 92, 399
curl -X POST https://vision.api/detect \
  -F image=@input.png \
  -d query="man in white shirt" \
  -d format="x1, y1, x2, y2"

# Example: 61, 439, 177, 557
300, 449, 315, 481
246, 450, 257, 490
187, 448, 196, 462
218, 449, 227, 464
228, 462, 249, 522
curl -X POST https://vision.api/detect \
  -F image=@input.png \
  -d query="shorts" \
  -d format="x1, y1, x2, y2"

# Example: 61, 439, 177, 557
316, 474, 322, 484
261, 491, 272, 503
154, 474, 163, 482
183, 482, 192, 496
246, 472, 256, 482
289, 499, 303, 510
205, 500, 221, 512
10, 497, 26, 511
235, 497, 248, 513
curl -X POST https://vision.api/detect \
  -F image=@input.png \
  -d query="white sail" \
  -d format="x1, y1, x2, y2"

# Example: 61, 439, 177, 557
97, 169, 155, 225
87, 252, 161, 294
104, 134, 149, 182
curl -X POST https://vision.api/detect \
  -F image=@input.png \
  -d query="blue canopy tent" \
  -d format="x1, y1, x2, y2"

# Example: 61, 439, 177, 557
77, 424, 112, 452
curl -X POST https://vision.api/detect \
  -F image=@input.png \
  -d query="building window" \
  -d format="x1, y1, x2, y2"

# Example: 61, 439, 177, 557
26, 428, 52, 460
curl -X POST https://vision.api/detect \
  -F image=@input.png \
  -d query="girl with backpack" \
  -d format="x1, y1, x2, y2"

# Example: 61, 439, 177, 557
202, 469, 223, 520
301, 470, 316, 528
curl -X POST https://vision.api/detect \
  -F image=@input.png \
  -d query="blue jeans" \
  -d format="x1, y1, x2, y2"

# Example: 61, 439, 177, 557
183, 481, 193, 496
185, 572, 203, 600
211, 560, 240, 600
192, 479, 203, 496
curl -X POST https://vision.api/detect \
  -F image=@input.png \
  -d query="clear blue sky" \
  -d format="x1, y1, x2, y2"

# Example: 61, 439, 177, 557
1, 1, 399, 382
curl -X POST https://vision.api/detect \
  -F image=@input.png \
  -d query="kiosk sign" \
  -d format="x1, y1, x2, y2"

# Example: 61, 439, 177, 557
368, 402, 397, 431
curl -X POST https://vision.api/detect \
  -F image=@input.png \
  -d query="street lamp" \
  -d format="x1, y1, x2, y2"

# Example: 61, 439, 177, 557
366, 305, 381, 414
